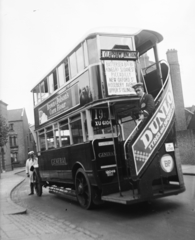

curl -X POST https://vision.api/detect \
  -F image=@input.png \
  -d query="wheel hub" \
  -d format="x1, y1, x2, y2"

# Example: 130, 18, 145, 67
78, 183, 84, 194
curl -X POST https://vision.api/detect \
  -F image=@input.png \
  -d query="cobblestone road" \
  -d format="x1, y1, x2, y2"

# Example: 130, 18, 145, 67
9, 176, 102, 240
2, 210, 100, 240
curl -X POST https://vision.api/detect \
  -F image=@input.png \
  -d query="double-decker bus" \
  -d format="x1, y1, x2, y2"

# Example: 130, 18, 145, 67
31, 27, 185, 209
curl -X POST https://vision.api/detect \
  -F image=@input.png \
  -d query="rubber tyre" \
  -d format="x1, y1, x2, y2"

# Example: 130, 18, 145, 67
75, 168, 94, 210
33, 169, 43, 197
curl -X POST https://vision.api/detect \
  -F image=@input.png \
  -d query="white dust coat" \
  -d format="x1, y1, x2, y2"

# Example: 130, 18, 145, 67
26, 157, 39, 183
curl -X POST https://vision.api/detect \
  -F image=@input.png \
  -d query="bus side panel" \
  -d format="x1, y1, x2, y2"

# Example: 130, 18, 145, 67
38, 142, 94, 184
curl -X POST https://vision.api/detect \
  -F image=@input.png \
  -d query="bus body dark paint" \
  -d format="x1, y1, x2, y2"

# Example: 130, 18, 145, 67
31, 28, 185, 209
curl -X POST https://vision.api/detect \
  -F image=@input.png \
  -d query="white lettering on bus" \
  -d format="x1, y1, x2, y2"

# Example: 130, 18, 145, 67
47, 101, 57, 111
51, 157, 67, 166
98, 152, 114, 158
57, 92, 69, 104
140, 91, 173, 150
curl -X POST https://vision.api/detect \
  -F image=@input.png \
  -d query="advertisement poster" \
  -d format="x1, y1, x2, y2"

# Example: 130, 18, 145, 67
132, 80, 175, 175
39, 84, 79, 125
104, 60, 137, 95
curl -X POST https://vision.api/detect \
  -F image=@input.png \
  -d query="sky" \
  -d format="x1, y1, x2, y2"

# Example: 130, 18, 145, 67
1, 0, 195, 124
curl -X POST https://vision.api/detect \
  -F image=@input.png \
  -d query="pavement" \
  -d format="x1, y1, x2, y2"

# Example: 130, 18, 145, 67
0, 165, 195, 240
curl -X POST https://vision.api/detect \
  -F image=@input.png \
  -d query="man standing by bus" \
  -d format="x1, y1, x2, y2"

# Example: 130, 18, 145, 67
26, 151, 38, 195
132, 82, 155, 121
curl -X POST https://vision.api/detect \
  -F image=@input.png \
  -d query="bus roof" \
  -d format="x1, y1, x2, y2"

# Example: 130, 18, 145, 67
31, 27, 163, 91
84, 27, 163, 43
84, 27, 163, 54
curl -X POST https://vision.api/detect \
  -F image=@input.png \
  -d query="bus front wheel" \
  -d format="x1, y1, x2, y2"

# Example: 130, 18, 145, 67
75, 168, 94, 210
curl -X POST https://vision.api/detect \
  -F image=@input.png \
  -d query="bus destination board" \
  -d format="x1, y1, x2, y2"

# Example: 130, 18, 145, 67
104, 60, 137, 95
101, 50, 137, 60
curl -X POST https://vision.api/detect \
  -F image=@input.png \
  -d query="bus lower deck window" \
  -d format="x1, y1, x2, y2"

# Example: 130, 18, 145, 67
39, 134, 46, 151
71, 119, 83, 144
46, 130, 55, 149
60, 124, 70, 147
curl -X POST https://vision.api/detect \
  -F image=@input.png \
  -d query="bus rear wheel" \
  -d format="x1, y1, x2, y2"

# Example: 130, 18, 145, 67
75, 168, 94, 210
33, 169, 42, 197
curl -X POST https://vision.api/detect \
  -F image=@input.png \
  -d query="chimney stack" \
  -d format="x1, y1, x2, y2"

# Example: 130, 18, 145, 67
166, 49, 186, 131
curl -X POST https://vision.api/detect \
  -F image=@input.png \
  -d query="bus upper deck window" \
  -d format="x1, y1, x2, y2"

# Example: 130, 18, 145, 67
83, 41, 89, 67
64, 59, 69, 82
53, 70, 58, 90
69, 52, 77, 78
87, 37, 98, 64
57, 63, 66, 87
48, 71, 58, 94
33, 85, 41, 105
140, 49, 156, 73
33, 87, 38, 105
48, 74, 54, 93
40, 79, 49, 101
76, 45, 84, 73
99, 36, 134, 51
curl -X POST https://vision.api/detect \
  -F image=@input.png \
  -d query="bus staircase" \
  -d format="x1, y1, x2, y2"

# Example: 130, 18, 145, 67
101, 121, 145, 204
101, 99, 163, 204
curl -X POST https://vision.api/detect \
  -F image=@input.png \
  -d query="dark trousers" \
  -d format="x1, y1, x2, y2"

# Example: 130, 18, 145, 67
29, 183, 34, 195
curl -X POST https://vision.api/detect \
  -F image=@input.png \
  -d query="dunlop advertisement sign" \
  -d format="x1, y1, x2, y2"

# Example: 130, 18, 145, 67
132, 80, 175, 175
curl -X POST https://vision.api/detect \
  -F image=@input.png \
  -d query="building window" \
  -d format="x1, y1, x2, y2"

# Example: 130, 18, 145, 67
11, 153, 18, 162
10, 124, 14, 131
10, 135, 17, 147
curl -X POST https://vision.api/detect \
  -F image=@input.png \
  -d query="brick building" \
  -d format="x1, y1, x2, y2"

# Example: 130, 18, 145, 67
0, 100, 11, 172
29, 124, 37, 155
166, 50, 195, 165
8, 108, 34, 167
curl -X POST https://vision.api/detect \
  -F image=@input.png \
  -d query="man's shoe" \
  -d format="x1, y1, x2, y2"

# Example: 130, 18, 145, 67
28, 193, 34, 195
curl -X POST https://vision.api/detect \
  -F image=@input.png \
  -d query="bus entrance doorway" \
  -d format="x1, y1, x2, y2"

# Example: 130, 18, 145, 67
97, 100, 141, 202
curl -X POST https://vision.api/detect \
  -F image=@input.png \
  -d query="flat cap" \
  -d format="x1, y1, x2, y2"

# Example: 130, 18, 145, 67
132, 82, 144, 89
28, 151, 34, 155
